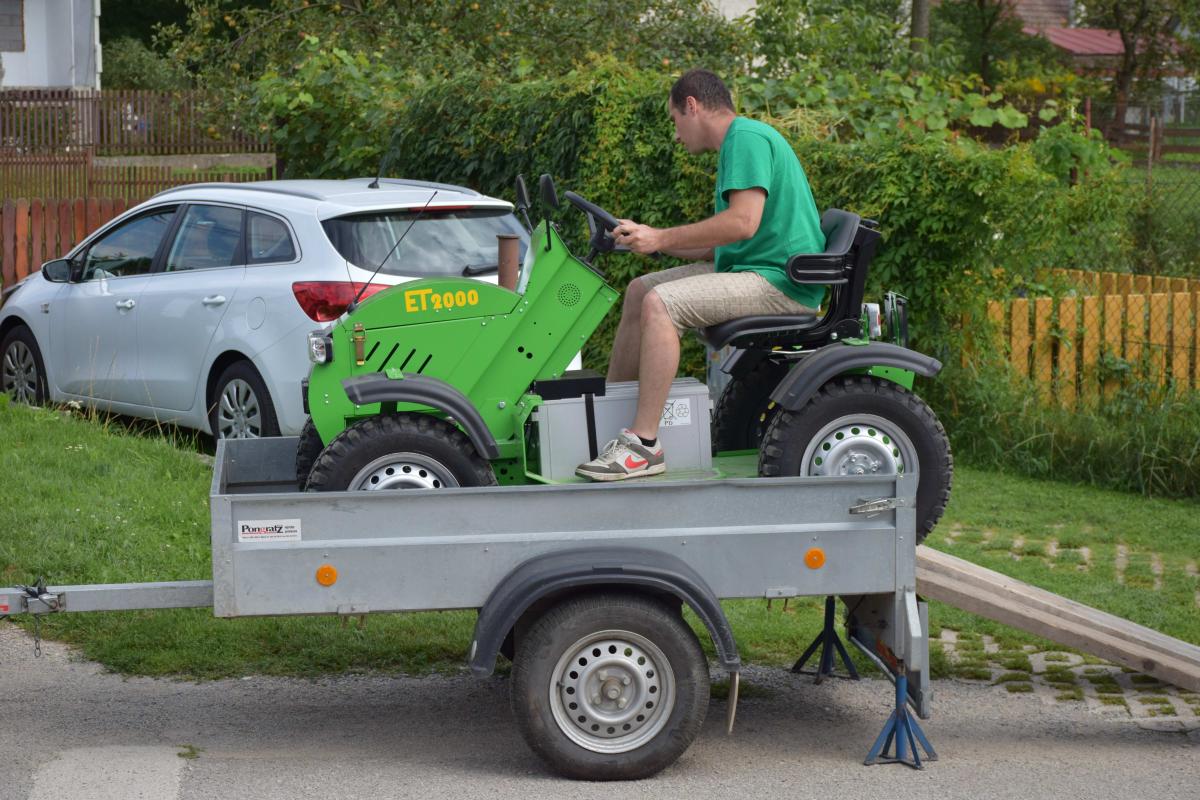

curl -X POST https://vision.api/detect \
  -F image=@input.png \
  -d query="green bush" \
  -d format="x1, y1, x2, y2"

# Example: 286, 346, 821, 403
254, 58, 1192, 497
784, 124, 1134, 348
256, 59, 1131, 353
101, 36, 189, 91
933, 362, 1200, 498
1129, 167, 1200, 277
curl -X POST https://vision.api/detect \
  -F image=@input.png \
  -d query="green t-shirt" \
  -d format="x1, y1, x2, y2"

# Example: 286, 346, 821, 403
714, 117, 825, 309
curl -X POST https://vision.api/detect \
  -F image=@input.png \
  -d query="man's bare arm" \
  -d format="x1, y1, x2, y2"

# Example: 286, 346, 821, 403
613, 188, 766, 256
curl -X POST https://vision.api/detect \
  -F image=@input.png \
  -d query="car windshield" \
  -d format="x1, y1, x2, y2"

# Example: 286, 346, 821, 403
322, 208, 528, 277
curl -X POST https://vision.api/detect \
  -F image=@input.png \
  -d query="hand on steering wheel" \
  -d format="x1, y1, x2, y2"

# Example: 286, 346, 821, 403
610, 219, 663, 255
562, 191, 661, 259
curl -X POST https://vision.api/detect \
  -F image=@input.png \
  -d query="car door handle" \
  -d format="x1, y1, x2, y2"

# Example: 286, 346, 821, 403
115, 299, 136, 310
202, 295, 227, 306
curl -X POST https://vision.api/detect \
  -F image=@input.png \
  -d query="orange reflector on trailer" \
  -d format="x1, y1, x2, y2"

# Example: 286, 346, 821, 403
805, 548, 826, 569
316, 564, 338, 586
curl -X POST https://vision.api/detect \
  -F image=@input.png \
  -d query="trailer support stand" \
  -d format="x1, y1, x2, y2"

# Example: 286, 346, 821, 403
864, 667, 937, 769
792, 595, 858, 683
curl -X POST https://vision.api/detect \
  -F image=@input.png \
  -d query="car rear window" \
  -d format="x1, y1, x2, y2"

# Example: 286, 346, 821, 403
321, 208, 528, 278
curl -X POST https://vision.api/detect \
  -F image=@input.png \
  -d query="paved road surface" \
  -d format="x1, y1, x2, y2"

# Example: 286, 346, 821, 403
2, 624, 1196, 800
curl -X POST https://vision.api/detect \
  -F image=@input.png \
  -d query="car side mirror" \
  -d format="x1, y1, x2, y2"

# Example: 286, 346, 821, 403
41, 258, 72, 283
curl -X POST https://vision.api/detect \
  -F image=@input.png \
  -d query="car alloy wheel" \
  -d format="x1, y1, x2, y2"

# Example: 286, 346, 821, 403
216, 378, 265, 439
2, 339, 39, 404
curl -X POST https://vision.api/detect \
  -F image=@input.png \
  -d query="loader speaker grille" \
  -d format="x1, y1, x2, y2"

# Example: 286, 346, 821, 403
557, 283, 582, 307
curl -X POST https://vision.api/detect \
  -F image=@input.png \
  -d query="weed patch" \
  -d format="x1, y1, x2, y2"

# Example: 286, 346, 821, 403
995, 672, 1033, 683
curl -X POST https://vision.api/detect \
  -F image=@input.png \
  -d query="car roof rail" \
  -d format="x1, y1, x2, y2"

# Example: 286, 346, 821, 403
150, 179, 484, 203
149, 183, 329, 202
365, 178, 482, 197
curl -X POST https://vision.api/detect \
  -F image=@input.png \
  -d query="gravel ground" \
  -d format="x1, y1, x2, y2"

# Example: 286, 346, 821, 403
1, 623, 1196, 800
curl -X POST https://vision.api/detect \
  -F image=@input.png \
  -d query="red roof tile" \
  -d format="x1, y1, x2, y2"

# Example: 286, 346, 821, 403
1023, 26, 1126, 56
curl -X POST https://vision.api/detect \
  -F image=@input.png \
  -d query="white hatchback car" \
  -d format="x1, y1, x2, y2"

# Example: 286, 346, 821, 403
0, 178, 531, 438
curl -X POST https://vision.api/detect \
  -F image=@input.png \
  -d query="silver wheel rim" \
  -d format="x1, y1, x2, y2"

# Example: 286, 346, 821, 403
349, 453, 459, 490
800, 413, 917, 478
549, 629, 675, 755
216, 378, 264, 439
2, 340, 39, 404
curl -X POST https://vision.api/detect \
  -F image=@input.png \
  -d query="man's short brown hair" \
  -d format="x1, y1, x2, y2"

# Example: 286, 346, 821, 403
669, 69, 734, 113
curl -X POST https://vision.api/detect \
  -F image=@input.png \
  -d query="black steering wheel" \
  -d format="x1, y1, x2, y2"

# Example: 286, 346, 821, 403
562, 190, 624, 264
562, 191, 661, 266
563, 190, 621, 233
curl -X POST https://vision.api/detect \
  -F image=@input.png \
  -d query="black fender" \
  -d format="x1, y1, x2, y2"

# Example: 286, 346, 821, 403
468, 547, 740, 676
341, 372, 500, 459
718, 347, 769, 380
770, 342, 942, 411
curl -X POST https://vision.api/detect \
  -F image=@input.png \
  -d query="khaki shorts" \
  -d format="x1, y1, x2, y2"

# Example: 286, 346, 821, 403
639, 261, 818, 334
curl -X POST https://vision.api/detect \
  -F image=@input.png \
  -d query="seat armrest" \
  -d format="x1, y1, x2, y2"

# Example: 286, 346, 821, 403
786, 252, 849, 285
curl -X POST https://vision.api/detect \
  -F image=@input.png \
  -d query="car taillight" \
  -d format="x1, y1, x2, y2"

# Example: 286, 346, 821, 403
291, 281, 390, 322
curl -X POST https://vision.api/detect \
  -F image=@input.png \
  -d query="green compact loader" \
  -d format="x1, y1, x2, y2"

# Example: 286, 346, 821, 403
298, 175, 951, 539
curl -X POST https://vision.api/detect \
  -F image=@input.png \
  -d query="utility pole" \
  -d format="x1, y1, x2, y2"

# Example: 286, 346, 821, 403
911, 0, 930, 51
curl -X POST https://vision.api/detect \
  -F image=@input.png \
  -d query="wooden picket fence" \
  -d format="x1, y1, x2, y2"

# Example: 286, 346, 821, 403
0, 153, 276, 202
0, 89, 270, 154
0, 198, 134, 290
1055, 268, 1200, 297
984, 269, 1200, 405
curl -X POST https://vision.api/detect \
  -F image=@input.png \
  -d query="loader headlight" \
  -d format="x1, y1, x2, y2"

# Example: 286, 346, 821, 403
308, 331, 333, 364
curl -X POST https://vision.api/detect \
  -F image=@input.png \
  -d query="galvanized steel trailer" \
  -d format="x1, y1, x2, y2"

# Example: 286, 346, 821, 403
2, 436, 934, 777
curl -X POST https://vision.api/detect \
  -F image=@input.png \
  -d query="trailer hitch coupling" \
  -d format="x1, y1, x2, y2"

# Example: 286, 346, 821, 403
15, 579, 64, 614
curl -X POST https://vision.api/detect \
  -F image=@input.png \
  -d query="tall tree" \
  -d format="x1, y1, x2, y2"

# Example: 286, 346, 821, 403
911, 0, 930, 51
1080, 0, 1198, 137
932, 0, 1064, 87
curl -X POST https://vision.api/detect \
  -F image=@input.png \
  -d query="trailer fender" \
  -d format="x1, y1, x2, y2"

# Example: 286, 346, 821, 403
341, 373, 500, 459
468, 547, 740, 677
771, 342, 942, 411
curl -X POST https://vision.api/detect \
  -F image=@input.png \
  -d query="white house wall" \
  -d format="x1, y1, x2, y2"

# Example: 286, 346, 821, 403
0, 0, 100, 90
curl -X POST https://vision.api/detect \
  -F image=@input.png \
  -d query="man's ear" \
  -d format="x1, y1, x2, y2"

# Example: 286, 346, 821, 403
685, 96, 699, 116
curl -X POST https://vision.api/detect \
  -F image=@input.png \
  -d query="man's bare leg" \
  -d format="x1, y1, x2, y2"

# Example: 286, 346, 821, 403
629, 290, 679, 440
606, 276, 650, 382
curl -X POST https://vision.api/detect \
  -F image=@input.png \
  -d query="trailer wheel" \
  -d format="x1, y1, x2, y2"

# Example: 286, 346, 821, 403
711, 357, 790, 452
510, 592, 709, 780
759, 376, 952, 541
304, 413, 496, 491
294, 418, 325, 489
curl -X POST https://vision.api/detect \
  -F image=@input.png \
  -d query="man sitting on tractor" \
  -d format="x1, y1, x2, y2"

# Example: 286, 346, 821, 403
575, 69, 826, 482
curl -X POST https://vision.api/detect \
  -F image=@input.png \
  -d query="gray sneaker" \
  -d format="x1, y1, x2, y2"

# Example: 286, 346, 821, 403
575, 429, 666, 482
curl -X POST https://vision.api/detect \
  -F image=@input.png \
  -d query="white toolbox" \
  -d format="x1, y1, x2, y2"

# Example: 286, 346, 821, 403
532, 378, 713, 480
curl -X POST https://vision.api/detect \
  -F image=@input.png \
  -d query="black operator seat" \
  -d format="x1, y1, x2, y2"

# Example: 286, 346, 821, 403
699, 209, 864, 350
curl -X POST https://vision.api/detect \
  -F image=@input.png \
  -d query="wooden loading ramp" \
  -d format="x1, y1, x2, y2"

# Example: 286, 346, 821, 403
915, 546, 1200, 693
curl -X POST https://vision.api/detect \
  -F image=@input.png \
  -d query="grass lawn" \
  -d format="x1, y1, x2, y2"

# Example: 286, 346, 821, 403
1, 399, 1197, 680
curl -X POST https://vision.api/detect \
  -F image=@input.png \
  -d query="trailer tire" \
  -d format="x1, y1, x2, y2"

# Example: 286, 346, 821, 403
711, 357, 790, 452
305, 413, 496, 491
294, 417, 325, 489
510, 592, 709, 780
759, 375, 952, 541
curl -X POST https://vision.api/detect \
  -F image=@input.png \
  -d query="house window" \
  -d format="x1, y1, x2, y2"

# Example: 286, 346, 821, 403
0, 0, 23, 53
